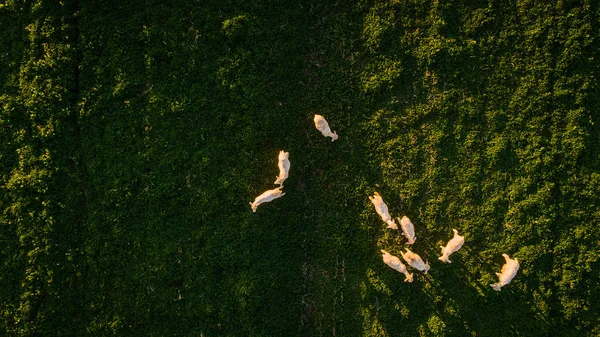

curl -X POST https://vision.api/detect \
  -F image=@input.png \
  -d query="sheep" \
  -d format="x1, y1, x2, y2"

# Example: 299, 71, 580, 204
490, 254, 519, 291
401, 248, 430, 273
274, 150, 290, 186
368, 192, 397, 229
314, 114, 338, 141
438, 229, 465, 263
399, 216, 416, 245
249, 187, 285, 213
381, 250, 413, 282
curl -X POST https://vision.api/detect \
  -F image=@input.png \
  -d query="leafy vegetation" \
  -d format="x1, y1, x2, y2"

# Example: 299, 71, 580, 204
1, 0, 599, 336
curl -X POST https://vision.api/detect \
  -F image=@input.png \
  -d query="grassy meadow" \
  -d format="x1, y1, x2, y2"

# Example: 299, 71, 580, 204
1, 0, 599, 336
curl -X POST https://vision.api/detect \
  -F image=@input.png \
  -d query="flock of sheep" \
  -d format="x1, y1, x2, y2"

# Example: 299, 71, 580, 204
369, 191, 519, 290
249, 115, 519, 291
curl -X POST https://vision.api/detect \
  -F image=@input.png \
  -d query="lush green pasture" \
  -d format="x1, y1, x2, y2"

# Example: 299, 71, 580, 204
1, 0, 599, 336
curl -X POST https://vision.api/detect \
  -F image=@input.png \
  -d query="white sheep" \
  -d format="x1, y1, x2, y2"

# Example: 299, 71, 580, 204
399, 216, 416, 245
381, 250, 413, 282
438, 229, 465, 263
314, 114, 338, 141
401, 248, 430, 273
274, 150, 290, 186
368, 192, 397, 229
490, 254, 519, 291
249, 187, 285, 213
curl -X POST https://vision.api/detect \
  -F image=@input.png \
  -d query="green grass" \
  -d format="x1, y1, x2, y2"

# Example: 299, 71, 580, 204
1, 0, 599, 336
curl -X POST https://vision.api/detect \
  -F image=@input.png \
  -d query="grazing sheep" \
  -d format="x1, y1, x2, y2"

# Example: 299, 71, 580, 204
490, 254, 519, 291
368, 192, 397, 229
314, 114, 338, 141
381, 250, 413, 282
401, 248, 430, 273
399, 216, 416, 245
249, 187, 285, 213
274, 150, 290, 186
438, 229, 465, 263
